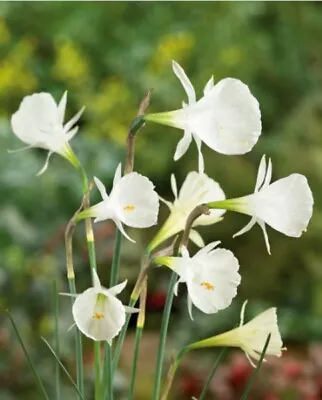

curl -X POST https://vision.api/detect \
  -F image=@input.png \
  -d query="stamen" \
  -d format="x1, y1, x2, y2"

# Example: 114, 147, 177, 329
93, 312, 104, 320
200, 281, 215, 291
124, 205, 135, 212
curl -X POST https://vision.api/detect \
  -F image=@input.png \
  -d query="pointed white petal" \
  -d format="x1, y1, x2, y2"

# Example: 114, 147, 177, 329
58, 91, 67, 124
189, 229, 205, 248
94, 176, 109, 201
114, 219, 135, 243
107, 280, 127, 296
194, 241, 221, 258
203, 76, 214, 95
263, 158, 272, 188
36, 151, 53, 176
181, 245, 190, 259
7, 144, 33, 153
194, 136, 205, 174
187, 295, 194, 320
173, 278, 180, 296
64, 106, 84, 133
170, 174, 178, 199
172, 60, 196, 104
159, 195, 173, 211
124, 306, 139, 313
239, 300, 248, 327
233, 216, 257, 238
113, 163, 122, 187
112, 173, 159, 228
92, 269, 101, 290
174, 130, 192, 161
258, 220, 271, 255
187, 78, 261, 155
65, 126, 79, 142
254, 155, 267, 192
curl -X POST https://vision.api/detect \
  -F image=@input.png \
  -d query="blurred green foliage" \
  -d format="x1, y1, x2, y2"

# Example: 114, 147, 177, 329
1, 2, 322, 399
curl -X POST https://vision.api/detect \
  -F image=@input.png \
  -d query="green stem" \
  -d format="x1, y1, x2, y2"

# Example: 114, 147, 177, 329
152, 271, 177, 400
103, 344, 113, 400
198, 348, 228, 400
53, 280, 60, 400
112, 298, 136, 372
110, 228, 122, 287
240, 334, 271, 400
68, 278, 84, 399
128, 326, 143, 400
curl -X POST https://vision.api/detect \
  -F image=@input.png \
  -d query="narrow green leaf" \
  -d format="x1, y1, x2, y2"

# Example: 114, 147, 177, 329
240, 333, 271, 400
198, 347, 228, 400
53, 280, 60, 400
7, 311, 50, 400
41, 337, 85, 400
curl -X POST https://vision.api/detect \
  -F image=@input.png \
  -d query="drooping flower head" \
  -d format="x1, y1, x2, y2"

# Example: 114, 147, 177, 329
78, 164, 159, 242
11, 92, 83, 175
188, 301, 284, 367
154, 242, 241, 319
144, 61, 262, 173
207, 155, 314, 254
72, 269, 137, 342
148, 171, 225, 251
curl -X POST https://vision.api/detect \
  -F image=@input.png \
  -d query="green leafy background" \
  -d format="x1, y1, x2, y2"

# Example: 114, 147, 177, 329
1, 2, 322, 399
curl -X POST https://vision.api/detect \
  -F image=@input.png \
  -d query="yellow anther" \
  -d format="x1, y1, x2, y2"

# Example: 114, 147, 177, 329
93, 312, 104, 320
200, 281, 215, 291
124, 205, 135, 212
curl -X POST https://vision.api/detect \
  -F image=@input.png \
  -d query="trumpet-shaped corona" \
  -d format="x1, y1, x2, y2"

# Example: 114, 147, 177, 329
155, 242, 240, 319
78, 163, 159, 242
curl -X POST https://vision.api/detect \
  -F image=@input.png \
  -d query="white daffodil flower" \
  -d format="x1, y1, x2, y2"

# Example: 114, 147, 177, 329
155, 242, 240, 319
189, 301, 284, 367
208, 155, 314, 254
10, 92, 83, 175
144, 60, 261, 171
78, 164, 159, 242
148, 171, 225, 251
71, 269, 138, 342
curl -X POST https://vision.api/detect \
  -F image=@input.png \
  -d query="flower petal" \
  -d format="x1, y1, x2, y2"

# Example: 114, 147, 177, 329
64, 106, 85, 133
194, 136, 205, 174
107, 280, 127, 296
114, 219, 136, 243
36, 151, 53, 176
172, 60, 196, 104
233, 216, 257, 238
254, 155, 267, 192
92, 269, 101, 291
65, 126, 79, 142
174, 130, 192, 161
187, 78, 261, 155
72, 288, 126, 342
189, 229, 205, 248
171, 174, 178, 199
113, 163, 122, 187
111, 173, 159, 228
254, 173, 313, 237
58, 91, 67, 124
94, 177, 109, 201
258, 220, 271, 255
203, 76, 214, 96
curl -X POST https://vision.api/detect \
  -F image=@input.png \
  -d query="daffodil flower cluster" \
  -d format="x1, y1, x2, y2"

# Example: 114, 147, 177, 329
10, 59, 314, 398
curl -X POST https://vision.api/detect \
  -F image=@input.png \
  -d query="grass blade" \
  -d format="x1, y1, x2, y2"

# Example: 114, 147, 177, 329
41, 337, 85, 400
7, 311, 50, 400
240, 333, 271, 400
53, 280, 60, 400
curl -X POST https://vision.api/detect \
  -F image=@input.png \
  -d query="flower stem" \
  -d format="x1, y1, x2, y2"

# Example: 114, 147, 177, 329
128, 276, 147, 400
68, 277, 84, 399
53, 280, 60, 400
198, 348, 228, 400
151, 271, 177, 400
103, 344, 113, 400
